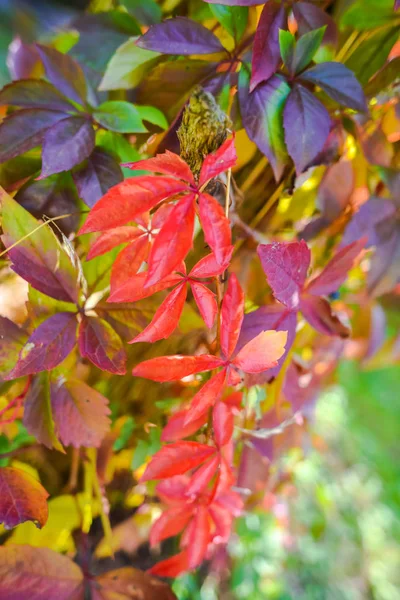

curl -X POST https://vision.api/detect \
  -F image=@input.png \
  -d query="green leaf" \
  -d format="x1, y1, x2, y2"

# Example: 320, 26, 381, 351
341, 0, 397, 30
99, 37, 160, 91
209, 4, 248, 42
292, 27, 326, 75
120, 0, 162, 25
279, 29, 295, 71
113, 417, 136, 452
345, 25, 399, 85
93, 101, 147, 133
135, 105, 168, 130
96, 129, 141, 177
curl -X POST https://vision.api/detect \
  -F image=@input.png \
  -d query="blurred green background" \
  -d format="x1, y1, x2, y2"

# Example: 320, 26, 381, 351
174, 362, 400, 600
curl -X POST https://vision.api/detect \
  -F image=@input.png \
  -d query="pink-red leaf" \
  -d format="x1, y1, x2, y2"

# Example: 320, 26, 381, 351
87, 226, 142, 260
130, 283, 187, 343
0, 468, 49, 530
185, 455, 220, 498
251, 2, 286, 91
150, 507, 192, 547
213, 402, 234, 448
161, 410, 208, 442
124, 150, 195, 185
198, 137, 237, 187
51, 378, 111, 448
9, 312, 77, 379
189, 250, 232, 278
140, 442, 216, 481
79, 177, 189, 234
0, 545, 84, 600
186, 506, 211, 569
109, 235, 150, 290
78, 316, 126, 375
191, 281, 218, 329
220, 274, 244, 360
300, 294, 350, 337
233, 330, 287, 373
198, 193, 232, 266
257, 240, 311, 308
132, 354, 224, 382
306, 238, 366, 296
146, 194, 196, 286
184, 370, 227, 426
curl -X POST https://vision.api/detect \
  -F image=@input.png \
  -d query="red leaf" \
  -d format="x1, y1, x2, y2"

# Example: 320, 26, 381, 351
51, 378, 111, 448
198, 193, 232, 266
110, 235, 150, 291
0, 468, 49, 529
198, 137, 237, 187
189, 250, 232, 278
257, 240, 311, 308
124, 149, 195, 185
150, 507, 193, 546
233, 330, 288, 373
214, 457, 235, 497
306, 238, 366, 296
133, 354, 224, 382
148, 550, 189, 578
87, 226, 142, 260
9, 312, 77, 379
220, 274, 244, 360
146, 194, 196, 286
251, 2, 286, 91
140, 442, 216, 481
184, 370, 227, 426
300, 294, 350, 337
157, 476, 189, 505
185, 454, 220, 497
213, 402, 234, 448
161, 409, 208, 442
109, 272, 181, 303
79, 177, 189, 234
0, 545, 84, 599
130, 283, 187, 343
186, 506, 211, 569
191, 281, 217, 329
78, 316, 126, 375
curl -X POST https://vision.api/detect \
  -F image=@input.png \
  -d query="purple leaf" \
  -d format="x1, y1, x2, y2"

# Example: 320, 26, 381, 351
136, 17, 225, 55
396, 0, 400, 11
50, 378, 111, 448
257, 240, 311, 309
0, 80, 75, 112
300, 62, 367, 112
283, 84, 330, 174
0, 109, 68, 164
317, 160, 354, 220
73, 147, 123, 208
238, 304, 297, 384
40, 116, 95, 179
250, 2, 286, 91
23, 373, 64, 452
299, 294, 350, 337
7, 38, 40, 80
36, 44, 87, 106
78, 316, 127, 375
306, 238, 366, 296
293, 2, 338, 48
239, 68, 290, 180
341, 197, 396, 250
8, 312, 77, 379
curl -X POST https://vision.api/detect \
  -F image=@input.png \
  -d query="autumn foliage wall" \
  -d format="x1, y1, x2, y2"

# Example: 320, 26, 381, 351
0, 0, 399, 598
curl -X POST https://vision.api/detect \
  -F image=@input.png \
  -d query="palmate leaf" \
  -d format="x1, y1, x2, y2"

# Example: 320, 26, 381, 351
220, 274, 244, 360
0, 79, 75, 112
140, 442, 216, 482
35, 44, 87, 106
72, 147, 123, 208
0, 468, 49, 530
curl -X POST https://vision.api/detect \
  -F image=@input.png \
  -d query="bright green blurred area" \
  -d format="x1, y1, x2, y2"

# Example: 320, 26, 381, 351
174, 362, 400, 600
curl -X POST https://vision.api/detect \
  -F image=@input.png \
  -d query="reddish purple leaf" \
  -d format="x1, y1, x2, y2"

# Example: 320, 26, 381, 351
78, 316, 126, 375
136, 17, 225, 55
0, 79, 75, 112
0, 109, 68, 163
198, 137, 237, 187
40, 116, 95, 179
306, 238, 366, 296
283, 84, 330, 174
250, 2, 286, 91
9, 312, 77, 379
0, 468, 49, 530
146, 194, 196, 286
293, 2, 338, 48
257, 241, 310, 309
73, 147, 123, 208
317, 160, 354, 221
300, 62, 367, 112
51, 378, 111, 448
124, 149, 195, 185
36, 44, 87, 105
79, 177, 188, 234
300, 294, 350, 337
